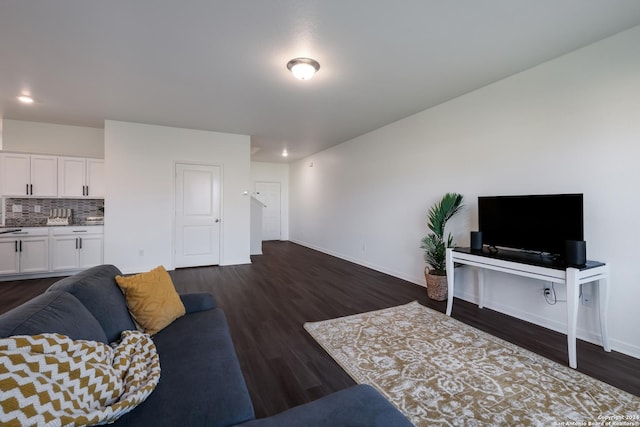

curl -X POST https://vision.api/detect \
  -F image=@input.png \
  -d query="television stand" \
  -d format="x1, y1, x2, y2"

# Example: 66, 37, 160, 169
445, 247, 610, 369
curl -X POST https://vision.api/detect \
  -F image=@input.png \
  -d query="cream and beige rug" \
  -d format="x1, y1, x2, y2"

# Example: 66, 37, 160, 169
304, 301, 640, 426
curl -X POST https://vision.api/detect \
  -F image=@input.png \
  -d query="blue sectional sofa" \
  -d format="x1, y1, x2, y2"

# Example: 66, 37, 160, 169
0, 265, 412, 427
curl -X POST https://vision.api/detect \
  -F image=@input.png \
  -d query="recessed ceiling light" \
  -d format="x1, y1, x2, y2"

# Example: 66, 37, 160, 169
286, 57, 320, 80
282, 149, 289, 157
17, 95, 34, 104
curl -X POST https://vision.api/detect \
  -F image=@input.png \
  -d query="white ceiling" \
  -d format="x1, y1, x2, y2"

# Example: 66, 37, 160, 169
1, 1, 640, 163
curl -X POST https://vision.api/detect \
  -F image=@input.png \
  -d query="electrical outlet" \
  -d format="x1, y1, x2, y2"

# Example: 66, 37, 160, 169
34, 205, 42, 213
12, 204, 22, 213
543, 285, 552, 296
582, 286, 593, 307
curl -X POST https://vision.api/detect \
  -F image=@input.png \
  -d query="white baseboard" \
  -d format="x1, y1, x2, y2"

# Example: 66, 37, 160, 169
289, 239, 640, 361
290, 239, 425, 287
455, 287, 640, 360
220, 257, 252, 266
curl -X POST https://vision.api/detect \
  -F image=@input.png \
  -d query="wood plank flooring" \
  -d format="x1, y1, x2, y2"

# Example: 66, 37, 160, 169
1, 241, 639, 418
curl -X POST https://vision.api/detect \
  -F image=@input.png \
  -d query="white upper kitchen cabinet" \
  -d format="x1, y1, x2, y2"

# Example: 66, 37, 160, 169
1, 153, 58, 197
58, 157, 104, 198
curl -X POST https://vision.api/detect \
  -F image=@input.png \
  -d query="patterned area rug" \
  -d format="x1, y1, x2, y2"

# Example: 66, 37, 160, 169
304, 301, 640, 426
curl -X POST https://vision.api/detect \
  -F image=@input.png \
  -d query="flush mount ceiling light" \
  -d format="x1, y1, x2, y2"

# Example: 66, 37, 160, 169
17, 95, 34, 104
286, 57, 320, 80
282, 149, 289, 157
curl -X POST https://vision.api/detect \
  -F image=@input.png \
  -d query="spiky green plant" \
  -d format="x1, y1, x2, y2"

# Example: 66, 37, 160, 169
420, 193, 464, 275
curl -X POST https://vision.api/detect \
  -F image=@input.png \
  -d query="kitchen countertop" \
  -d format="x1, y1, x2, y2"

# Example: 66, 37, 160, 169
0, 223, 104, 229
0, 228, 23, 234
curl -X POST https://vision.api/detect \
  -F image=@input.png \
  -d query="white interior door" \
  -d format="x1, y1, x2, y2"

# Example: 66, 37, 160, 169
175, 163, 221, 267
255, 182, 281, 241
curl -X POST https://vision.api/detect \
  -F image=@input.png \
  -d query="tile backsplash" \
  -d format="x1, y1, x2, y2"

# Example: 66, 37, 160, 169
4, 198, 104, 227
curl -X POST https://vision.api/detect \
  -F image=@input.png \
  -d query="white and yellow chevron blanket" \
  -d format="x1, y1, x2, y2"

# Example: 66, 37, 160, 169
0, 330, 160, 427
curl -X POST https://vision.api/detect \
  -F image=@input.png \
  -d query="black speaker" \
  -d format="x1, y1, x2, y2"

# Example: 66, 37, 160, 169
565, 240, 586, 267
470, 231, 483, 251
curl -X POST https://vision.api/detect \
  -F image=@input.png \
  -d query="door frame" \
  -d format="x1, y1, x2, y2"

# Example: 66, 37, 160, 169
172, 161, 224, 268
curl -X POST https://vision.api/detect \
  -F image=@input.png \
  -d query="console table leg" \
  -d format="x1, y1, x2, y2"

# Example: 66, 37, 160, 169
567, 268, 579, 369
446, 249, 454, 316
599, 267, 611, 352
478, 268, 485, 309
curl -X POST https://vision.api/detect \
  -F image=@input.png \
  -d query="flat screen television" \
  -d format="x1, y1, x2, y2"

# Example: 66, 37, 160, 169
478, 194, 583, 256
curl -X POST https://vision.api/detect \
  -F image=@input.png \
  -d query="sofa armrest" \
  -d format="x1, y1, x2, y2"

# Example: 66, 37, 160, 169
179, 293, 217, 313
233, 384, 412, 427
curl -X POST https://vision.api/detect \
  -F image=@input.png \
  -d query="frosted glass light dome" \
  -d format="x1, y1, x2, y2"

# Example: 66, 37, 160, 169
287, 58, 320, 80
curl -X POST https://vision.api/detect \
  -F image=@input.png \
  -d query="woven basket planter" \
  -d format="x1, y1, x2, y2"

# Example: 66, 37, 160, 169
424, 267, 448, 301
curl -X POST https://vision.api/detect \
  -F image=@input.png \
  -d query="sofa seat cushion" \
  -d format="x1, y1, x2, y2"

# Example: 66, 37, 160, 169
235, 384, 413, 427
111, 308, 255, 427
0, 291, 108, 344
47, 265, 136, 342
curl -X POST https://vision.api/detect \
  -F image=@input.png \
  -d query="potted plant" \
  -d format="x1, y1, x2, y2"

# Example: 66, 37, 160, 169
420, 192, 464, 300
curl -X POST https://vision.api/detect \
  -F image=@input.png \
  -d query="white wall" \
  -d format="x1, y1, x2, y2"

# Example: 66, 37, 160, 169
250, 161, 290, 240
290, 26, 640, 358
2, 119, 104, 157
104, 120, 251, 273
250, 196, 265, 255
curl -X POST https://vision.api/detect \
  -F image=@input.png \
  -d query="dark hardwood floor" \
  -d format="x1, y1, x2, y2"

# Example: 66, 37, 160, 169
1, 241, 639, 418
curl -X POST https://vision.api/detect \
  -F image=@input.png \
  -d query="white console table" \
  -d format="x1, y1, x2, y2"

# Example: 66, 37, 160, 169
445, 247, 610, 369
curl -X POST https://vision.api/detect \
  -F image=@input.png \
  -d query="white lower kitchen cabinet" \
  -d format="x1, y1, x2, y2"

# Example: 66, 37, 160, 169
0, 238, 20, 274
50, 226, 104, 272
78, 234, 103, 268
0, 226, 104, 280
0, 228, 50, 275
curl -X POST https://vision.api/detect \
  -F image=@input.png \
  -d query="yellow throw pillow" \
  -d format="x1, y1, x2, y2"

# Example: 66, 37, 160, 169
115, 266, 186, 336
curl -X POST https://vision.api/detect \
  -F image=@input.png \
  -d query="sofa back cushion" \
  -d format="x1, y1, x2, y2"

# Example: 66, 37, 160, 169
115, 266, 186, 336
0, 291, 108, 343
47, 264, 136, 342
